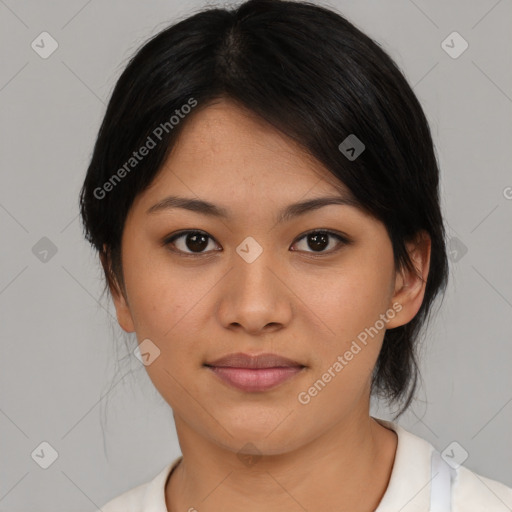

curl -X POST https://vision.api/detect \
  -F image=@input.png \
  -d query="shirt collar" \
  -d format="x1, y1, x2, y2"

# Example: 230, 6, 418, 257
142, 456, 182, 512
373, 417, 434, 512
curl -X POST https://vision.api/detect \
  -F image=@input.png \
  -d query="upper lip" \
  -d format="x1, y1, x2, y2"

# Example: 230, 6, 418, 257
204, 352, 305, 369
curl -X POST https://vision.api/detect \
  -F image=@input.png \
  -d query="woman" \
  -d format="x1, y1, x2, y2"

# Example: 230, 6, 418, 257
79, 0, 512, 510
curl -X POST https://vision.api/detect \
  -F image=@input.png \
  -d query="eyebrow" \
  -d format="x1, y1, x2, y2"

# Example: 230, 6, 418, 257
146, 194, 362, 224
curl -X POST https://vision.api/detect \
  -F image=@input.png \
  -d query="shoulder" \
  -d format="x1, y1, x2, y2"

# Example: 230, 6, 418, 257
100, 457, 182, 512
453, 463, 512, 511
101, 480, 147, 512
373, 417, 512, 511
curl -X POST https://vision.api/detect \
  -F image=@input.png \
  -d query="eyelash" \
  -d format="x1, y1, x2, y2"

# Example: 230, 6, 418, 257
162, 229, 351, 258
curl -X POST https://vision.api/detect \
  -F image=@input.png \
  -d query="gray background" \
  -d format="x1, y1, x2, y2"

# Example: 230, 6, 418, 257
1, 0, 511, 510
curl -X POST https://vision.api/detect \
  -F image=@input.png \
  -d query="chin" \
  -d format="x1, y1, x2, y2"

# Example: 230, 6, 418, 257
215, 422, 305, 456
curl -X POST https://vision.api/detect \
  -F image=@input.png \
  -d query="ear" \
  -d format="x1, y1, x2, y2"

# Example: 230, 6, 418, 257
100, 244, 135, 333
385, 231, 431, 329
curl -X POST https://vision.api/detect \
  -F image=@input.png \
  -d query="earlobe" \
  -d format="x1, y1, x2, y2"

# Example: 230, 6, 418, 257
110, 282, 136, 333
100, 244, 136, 333
386, 231, 431, 329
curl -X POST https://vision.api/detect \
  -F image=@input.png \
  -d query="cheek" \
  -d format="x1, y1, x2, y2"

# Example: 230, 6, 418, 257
122, 253, 218, 378
121, 242, 193, 332
124, 266, 206, 405
291, 252, 394, 394
294, 270, 390, 413
304, 259, 392, 339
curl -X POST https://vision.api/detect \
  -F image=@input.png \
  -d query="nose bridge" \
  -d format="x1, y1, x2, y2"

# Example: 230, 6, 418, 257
234, 234, 281, 300
218, 234, 291, 331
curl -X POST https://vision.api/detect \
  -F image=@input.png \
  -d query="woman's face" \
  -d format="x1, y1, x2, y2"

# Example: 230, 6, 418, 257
110, 98, 427, 455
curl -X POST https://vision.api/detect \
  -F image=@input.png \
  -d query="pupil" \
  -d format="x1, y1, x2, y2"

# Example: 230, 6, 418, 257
183, 232, 330, 253
309, 232, 328, 251
187, 233, 208, 252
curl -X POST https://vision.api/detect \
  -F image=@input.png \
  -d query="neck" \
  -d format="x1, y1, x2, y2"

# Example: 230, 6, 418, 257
166, 413, 398, 512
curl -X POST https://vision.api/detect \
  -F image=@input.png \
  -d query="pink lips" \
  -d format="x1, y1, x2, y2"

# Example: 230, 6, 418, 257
204, 352, 305, 392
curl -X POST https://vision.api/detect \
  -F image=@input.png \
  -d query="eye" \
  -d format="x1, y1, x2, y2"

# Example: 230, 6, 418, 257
163, 229, 351, 258
163, 230, 220, 256
290, 230, 350, 255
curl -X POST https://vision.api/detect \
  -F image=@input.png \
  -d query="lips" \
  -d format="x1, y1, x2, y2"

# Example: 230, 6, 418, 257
205, 352, 304, 369
204, 352, 306, 392
204, 352, 305, 392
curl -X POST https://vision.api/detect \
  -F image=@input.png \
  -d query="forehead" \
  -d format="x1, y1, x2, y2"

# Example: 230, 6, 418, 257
172, 98, 301, 158
145, 98, 353, 201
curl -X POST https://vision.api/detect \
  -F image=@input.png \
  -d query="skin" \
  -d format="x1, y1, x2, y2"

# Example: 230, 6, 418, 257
107, 98, 431, 512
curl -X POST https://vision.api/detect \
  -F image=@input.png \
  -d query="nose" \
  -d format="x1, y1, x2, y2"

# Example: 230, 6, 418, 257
216, 245, 293, 335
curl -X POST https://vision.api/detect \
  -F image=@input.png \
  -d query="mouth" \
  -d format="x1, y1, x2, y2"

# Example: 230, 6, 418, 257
204, 352, 306, 392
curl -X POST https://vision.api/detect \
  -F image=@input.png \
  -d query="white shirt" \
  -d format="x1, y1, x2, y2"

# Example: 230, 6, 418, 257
101, 417, 512, 511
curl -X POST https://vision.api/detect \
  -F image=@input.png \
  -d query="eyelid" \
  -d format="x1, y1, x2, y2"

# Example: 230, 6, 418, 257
163, 229, 221, 257
162, 228, 351, 257
292, 229, 351, 253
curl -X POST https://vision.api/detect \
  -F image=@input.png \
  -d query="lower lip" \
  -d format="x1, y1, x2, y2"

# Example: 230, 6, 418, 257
206, 366, 304, 392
